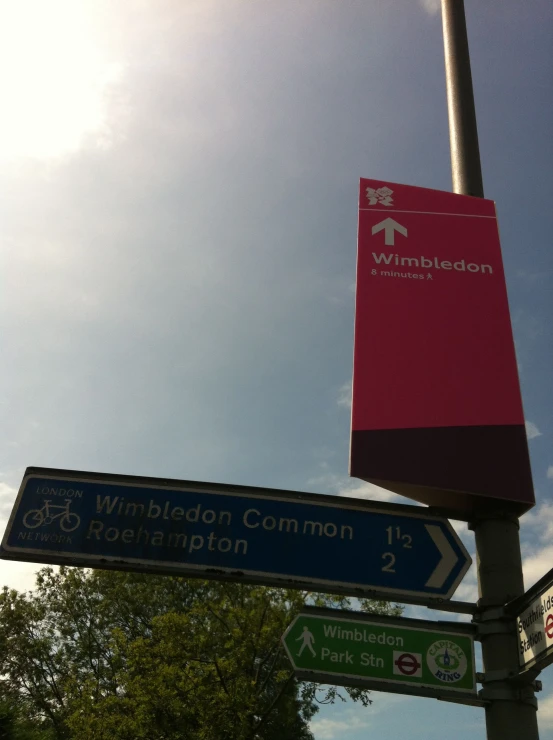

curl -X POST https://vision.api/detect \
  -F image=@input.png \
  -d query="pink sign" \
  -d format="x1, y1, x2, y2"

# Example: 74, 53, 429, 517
350, 178, 534, 517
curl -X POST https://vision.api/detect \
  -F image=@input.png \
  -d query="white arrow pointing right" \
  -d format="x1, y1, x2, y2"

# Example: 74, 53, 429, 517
424, 524, 458, 589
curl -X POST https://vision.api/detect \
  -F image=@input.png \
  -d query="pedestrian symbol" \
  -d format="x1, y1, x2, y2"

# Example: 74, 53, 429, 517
296, 625, 316, 657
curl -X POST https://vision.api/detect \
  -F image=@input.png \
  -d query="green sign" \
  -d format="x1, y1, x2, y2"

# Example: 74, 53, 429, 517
282, 609, 477, 702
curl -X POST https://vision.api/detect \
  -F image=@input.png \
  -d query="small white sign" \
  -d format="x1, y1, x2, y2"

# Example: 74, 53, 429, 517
517, 584, 553, 668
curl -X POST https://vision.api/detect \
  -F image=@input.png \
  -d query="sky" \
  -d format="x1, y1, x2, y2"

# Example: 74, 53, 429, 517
1, 0, 552, 737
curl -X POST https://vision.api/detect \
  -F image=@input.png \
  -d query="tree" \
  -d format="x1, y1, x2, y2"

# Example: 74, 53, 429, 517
0, 568, 401, 739
0, 698, 53, 740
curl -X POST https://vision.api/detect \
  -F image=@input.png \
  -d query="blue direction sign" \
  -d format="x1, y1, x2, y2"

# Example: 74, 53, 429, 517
1, 468, 471, 603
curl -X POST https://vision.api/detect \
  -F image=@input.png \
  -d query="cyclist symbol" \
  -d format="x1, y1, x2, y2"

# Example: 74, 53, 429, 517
23, 499, 81, 532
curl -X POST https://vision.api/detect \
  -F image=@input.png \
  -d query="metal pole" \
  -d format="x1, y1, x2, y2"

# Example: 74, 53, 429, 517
470, 517, 539, 739
441, 0, 484, 198
440, 1, 539, 738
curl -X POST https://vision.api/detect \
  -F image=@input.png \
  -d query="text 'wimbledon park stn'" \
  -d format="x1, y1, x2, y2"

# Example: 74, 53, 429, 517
282, 611, 477, 699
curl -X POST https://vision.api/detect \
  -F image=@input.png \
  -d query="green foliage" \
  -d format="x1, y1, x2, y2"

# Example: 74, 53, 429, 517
0, 568, 402, 739
0, 698, 54, 740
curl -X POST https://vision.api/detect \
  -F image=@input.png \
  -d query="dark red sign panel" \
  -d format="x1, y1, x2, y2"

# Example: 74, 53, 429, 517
350, 178, 534, 518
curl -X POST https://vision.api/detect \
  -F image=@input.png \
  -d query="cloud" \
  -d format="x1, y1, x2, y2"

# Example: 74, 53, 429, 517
1, 0, 455, 497
523, 545, 553, 590
0, 561, 40, 594
309, 698, 405, 739
0, 481, 42, 593
547, 466, 553, 480
307, 470, 406, 505
522, 501, 553, 542
5, 0, 401, 487
337, 478, 407, 504
0, 0, 124, 159
336, 381, 352, 409
521, 501, 553, 588
310, 714, 369, 739
537, 691, 553, 729
419, 0, 441, 15
0, 482, 18, 521
525, 421, 542, 440
310, 695, 409, 738
516, 269, 551, 283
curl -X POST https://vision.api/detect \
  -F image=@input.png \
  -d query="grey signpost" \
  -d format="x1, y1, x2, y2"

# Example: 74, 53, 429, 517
441, 1, 539, 738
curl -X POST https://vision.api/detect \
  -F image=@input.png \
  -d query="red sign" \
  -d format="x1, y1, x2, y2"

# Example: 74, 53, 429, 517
350, 178, 534, 517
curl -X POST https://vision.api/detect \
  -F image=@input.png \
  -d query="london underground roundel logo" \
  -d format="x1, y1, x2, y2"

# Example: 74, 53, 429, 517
426, 640, 467, 684
394, 652, 422, 677
545, 614, 553, 640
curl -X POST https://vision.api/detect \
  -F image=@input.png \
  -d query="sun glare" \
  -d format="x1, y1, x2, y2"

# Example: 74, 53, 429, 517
0, 0, 122, 159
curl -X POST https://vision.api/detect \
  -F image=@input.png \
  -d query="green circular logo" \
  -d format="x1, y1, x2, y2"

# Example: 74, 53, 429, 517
426, 640, 467, 684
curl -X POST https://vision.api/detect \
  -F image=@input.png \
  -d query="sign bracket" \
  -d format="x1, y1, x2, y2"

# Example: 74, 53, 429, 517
474, 621, 513, 637
476, 669, 543, 689
437, 695, 489, 708
478, 686, 538, 710
425, 598, 477, 615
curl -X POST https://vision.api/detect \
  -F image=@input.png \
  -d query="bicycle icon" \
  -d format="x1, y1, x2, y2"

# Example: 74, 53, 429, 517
23, 499, 81, 532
